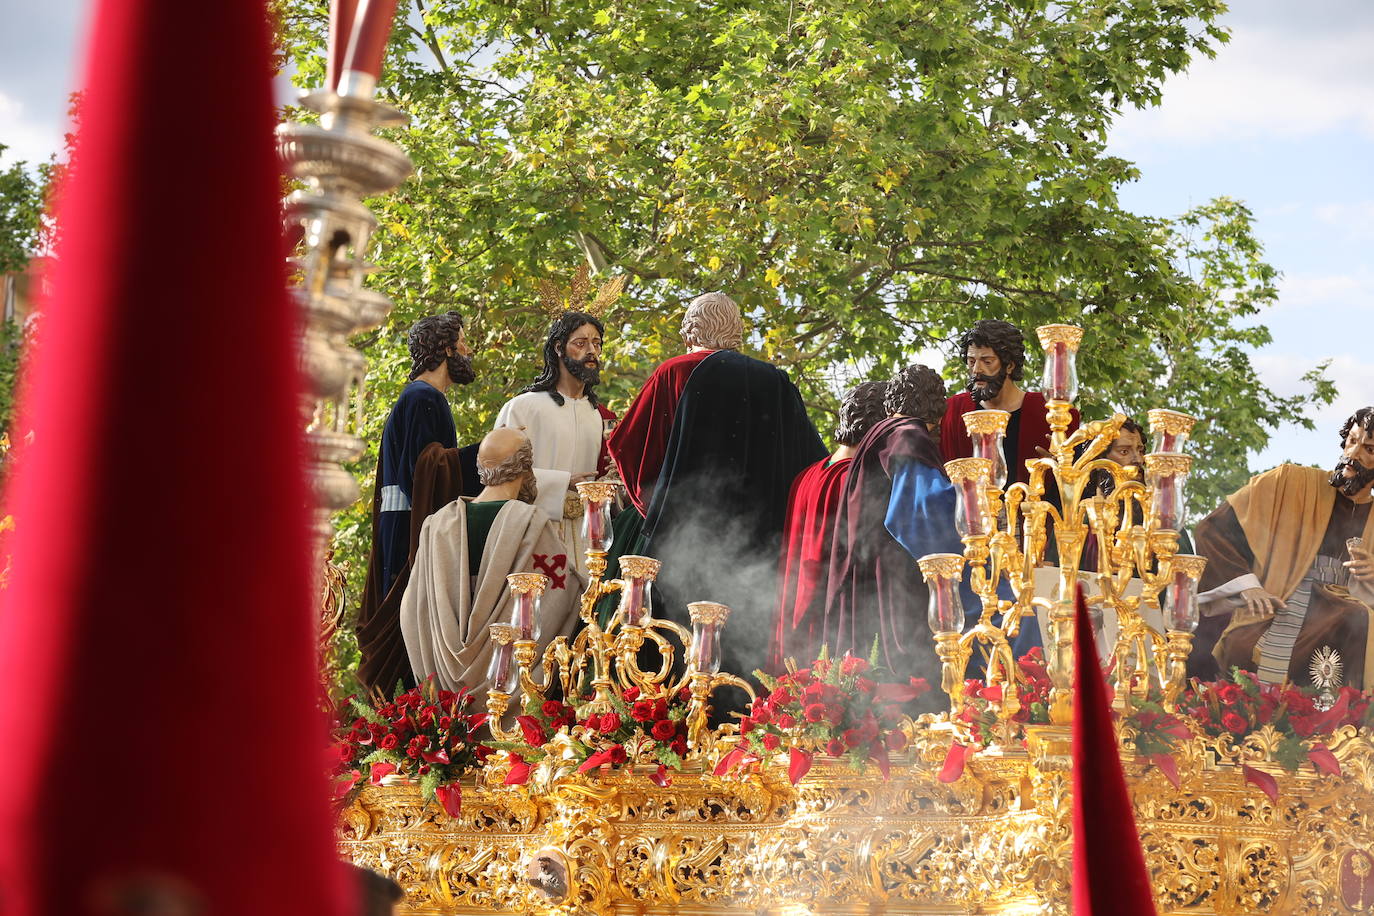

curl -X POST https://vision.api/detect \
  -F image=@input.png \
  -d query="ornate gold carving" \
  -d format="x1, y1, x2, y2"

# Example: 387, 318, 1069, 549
573, 479, 618, 504
962, 408, 1011, 436
506, 572, 549, 596
1148, 407, 1198, 438
1145, 451, 1193, 478
944, 456, 993, 484
618, 555, 662, 580
687, 601, 730, 627
1034, 323, 1084, 351
917, 552, 965, 580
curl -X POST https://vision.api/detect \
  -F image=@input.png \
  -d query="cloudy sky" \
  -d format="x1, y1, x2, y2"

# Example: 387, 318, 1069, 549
1, 0, 1369, 472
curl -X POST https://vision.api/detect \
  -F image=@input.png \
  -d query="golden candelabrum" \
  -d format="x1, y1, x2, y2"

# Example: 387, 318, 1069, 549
919, 324, 1209, 751
483, 480, 751, 754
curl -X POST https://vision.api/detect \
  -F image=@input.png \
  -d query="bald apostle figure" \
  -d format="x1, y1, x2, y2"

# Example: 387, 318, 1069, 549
606, 291, 826, 704
770, 380, 889, 671
400, 428, 584, 699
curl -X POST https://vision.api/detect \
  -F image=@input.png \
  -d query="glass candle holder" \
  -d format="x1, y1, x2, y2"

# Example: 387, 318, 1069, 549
1144, 452, 1191, 532
506, 572, 548, 641
576, 480, 618, 553
687, 601, 730, 675
486, 623, 519, 694
963, 409, 1010, 489
1166, 554, 1207, 633
1147, 408, 1197, 456
918, 553, 967, 634
617, 555, 660, 627
1036, 324, 1083, 404
945, 457, 993, 538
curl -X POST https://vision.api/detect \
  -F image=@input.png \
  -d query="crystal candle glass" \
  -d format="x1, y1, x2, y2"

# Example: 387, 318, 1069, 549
486, 622, 519, 694
687, 601, 730, 675
506, 572, 548, 641
576, 480, 618, 552
918, 553, 967, 634
1166, 555, 1207, 633
1147, 408, 1197, 456
1144, 452, 1191, 532
1036, 324, 1083, 404
963, 409, 1010, 489
617, 555, 660, 627
945, 457, 993, 538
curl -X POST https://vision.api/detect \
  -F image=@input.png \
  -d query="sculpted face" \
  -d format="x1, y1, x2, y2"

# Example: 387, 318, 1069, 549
1331, 423, 1374, 498
965, 344, 1010, 403
559, 322, 603, 387
445, 327, 476, 385
1106, 429, 1145, 471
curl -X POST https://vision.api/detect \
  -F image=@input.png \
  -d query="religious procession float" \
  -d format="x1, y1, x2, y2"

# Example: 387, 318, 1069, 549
283, 7, 1374, 915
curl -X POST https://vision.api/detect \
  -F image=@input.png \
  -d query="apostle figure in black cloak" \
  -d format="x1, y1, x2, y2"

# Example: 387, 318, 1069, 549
824, 364, 961, 707
357, 311, 477, 695
607, 291, 826, 705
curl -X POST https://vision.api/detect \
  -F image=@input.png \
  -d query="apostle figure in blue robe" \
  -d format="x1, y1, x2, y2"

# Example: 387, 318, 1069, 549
357, 311, 477, 694
824, 364, 961, 706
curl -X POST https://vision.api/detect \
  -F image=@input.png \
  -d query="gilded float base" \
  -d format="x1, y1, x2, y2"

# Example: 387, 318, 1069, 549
340, 728, 1374, 915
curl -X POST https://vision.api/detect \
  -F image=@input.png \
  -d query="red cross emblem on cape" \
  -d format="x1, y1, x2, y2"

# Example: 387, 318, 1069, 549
532, 554, 568, 590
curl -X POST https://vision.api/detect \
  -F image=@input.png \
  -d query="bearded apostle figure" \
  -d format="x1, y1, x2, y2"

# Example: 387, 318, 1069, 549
1194, 408, 1374, 687
606, 291, 826, 703
940, 319, 1078, 482
400, 428, 583, 699
495, 310, 616, 575
357, 311, 477, 694
825, 365, 962, 700
769, 380, 889, 671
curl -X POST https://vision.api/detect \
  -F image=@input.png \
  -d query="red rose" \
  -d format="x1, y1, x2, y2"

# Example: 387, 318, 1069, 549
825, 738, 844, 756
1221, 712, 1248, 735
599, 712, 622, 735
771, 690, 794, 708
672, 736, 687, 756
653, 698, 669, 719
542, 700, 565, 718
1291, 714, 1318, 738
842, 729, 861, 749
632, 700, 655, 722
855, 677, 876, 694
840, 655, 869, 676
886, 730, 907, 751
762, 733, 781, 751
739, 716, 754, 735
337, 743, 355, 762
418, 764, 431, 775
803, 703, 826, 723
773, 713, 796, 729
379, 734, 399, 750
623, 686, 641, 702
651, 720, 677, 741
438, 716, 452, 730
609, 745, 628, 764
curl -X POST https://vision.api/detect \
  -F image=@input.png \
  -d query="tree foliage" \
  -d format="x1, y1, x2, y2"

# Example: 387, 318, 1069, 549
276, 0, 1332, 598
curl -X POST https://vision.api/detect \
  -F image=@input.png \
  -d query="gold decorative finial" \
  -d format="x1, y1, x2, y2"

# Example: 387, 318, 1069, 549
537, 264, 626, 319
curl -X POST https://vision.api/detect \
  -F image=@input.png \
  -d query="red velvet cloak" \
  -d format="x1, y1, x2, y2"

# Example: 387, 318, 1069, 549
606, 350, 713, 513
770, 456, 851, 671
939, 390, 1078, 484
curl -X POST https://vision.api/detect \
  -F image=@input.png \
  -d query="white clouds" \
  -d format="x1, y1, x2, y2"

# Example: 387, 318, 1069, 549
1274, 266, 1374, 315
1112, 22, 1374, 148
1314, 200, 1374, 242
0, 90, 64, 167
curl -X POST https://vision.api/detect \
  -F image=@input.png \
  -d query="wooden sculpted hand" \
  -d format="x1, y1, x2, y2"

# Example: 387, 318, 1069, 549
1346, 546, 1374, 585
1237, 587, 1284, 622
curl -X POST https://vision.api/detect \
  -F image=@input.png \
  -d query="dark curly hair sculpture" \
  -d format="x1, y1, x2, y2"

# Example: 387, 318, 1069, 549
407, 311, 466, 380
884, 364, 947, 424
956, 319, 1027, 381
522, 310, 605, 408
835, 381, 889, 446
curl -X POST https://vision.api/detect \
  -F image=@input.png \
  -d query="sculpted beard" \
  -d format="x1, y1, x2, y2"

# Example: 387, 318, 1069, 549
967, 367, 1007, 404
1329, 457, 1374, 497
563, 352, 600, 388
447, 352, 476, 385
517, 474, 539, 504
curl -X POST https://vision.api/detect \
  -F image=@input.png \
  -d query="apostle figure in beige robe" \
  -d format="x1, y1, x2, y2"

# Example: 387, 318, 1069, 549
401, 427, 584, 698
1195, 407, 1374, 687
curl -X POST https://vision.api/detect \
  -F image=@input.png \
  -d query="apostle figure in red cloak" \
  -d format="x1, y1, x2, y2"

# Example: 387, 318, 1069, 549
605, 292, 825, 706
825, 365, 961, 704
769, 380, 889, 671
940, 319, 1079, 481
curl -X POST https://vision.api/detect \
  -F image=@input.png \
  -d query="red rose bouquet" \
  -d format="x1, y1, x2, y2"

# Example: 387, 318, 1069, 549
495, 685, 690, 787
333, 678, 492, 815
730, 650, 928, 783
